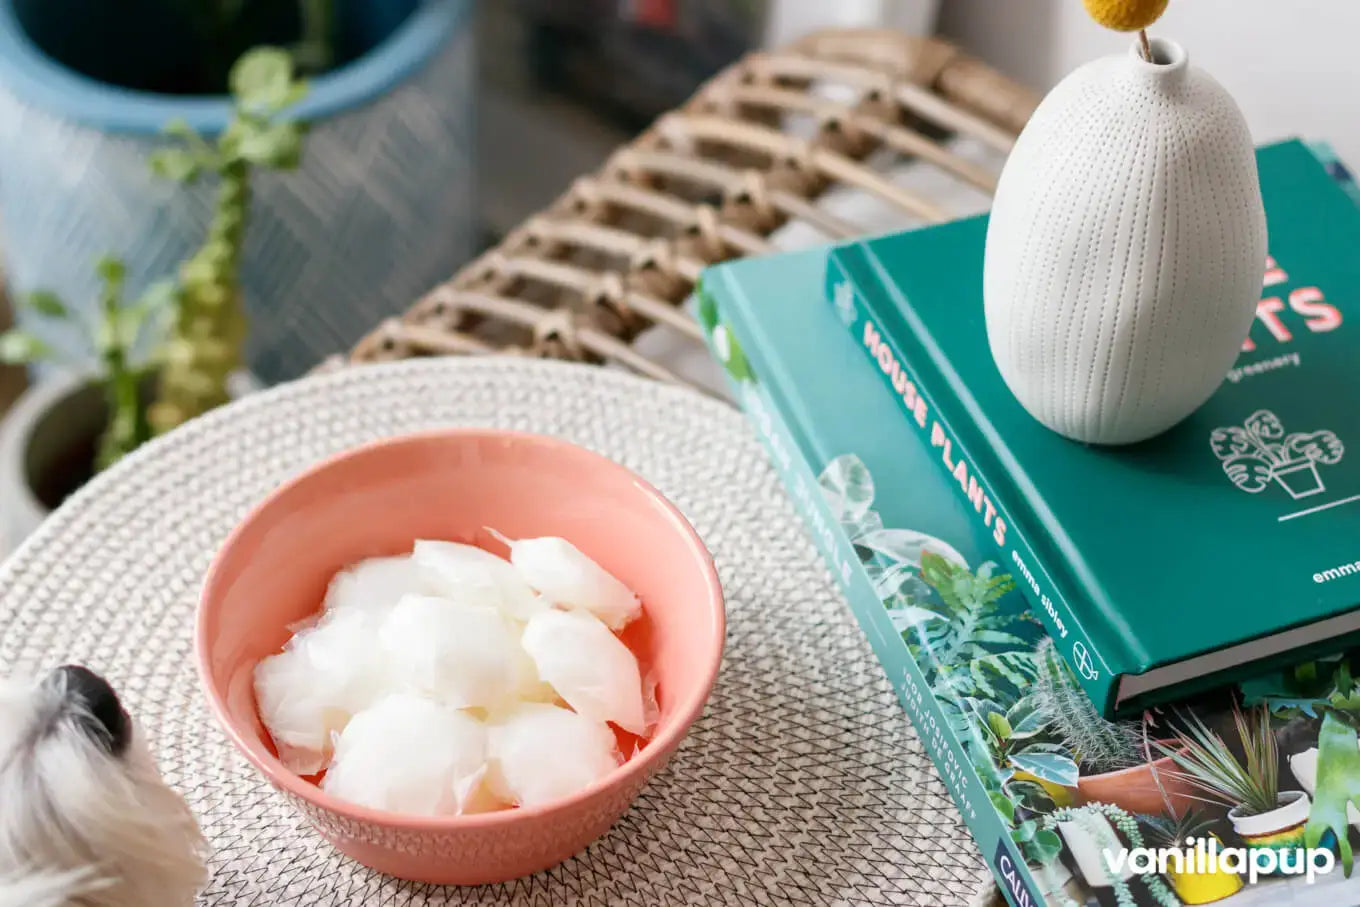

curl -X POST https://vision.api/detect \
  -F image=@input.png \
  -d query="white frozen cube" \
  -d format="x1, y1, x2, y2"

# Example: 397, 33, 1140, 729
521, 608, 647, 735
323, 555, 436, 616
254, 607, 393, 774
321, 693, 487, 815
486, 702, 620, 807
498, 535, 641, 630
412, 539, 547, 620
379, 594, 522, 709
510, 642, 561, 707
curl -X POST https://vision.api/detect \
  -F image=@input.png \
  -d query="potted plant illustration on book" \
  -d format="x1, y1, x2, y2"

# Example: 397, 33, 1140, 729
817, 454, 1039, 715
1211, 409, 1345, 500
1244, 656, 1360, 876
1159, 704, 1311, 868
1032, 638, 1199, 817
964, 694, 1078, 809
1141, 809, 1245, 904
1043, 802, 1180, 906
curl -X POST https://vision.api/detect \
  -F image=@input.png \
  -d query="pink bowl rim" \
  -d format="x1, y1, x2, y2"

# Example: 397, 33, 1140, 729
195, 427, 726, 831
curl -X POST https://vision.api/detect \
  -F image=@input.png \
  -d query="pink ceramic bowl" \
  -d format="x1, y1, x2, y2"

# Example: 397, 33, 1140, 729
197, 429, 725, 885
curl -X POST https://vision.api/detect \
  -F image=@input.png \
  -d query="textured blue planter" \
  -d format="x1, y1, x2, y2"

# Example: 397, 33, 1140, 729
0, 0, 475, 381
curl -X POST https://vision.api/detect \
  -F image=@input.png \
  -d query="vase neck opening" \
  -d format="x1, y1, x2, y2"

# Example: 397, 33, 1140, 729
1127, 36, 1188, 88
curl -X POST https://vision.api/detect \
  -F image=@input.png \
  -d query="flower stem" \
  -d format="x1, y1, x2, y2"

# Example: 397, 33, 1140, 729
1139, 29, 1153, 62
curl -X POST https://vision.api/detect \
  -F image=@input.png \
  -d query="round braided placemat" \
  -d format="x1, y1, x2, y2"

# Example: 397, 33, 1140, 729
0, 358, 989, 906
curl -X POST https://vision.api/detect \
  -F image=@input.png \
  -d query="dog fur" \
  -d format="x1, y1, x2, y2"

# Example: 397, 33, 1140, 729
0, 668, 207, 906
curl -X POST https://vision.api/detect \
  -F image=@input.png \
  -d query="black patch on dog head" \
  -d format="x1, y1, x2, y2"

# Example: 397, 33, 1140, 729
45, 665, 131, 757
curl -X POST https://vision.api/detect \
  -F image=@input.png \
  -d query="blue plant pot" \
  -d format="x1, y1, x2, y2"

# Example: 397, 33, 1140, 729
0, 0, 476, 381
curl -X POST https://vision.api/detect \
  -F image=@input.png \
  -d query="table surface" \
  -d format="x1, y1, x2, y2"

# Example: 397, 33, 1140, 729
0, 357, 987, 905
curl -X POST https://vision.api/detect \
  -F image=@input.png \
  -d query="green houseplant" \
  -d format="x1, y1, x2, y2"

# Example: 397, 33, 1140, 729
0, 48, 308, 551
1033, 637, 1199, 817
989, 778, 1068, 894
965, 694, 1079, 793
1158, 704, 1310, 868
908, 551, 1035, 700
0, 0, 473, 392
146, 47, 308, 433
1139, 809, 1245, 903
1242, 656, 1360, 875
0, 258, 171, 471
814, 454, 1039, 705
1045, 802, 1179, 907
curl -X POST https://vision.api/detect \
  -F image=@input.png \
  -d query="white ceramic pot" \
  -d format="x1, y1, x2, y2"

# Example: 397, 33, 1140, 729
0, 373, 102, 554
984, 37, 1267, 445
0, 370, 260, 555
1057, 816, 1135, 888
1291, 746, 1360, 828
1227, 789, 1310, 843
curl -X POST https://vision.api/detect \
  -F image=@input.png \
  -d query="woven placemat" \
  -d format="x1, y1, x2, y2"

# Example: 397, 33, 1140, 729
0, 358, 988, 905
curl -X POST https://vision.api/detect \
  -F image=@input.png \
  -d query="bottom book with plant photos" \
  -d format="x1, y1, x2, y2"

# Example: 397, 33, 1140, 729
699, 227, 1360, 906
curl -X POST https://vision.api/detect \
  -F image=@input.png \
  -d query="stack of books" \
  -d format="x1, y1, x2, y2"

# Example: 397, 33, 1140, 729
700, 140, 1360, 906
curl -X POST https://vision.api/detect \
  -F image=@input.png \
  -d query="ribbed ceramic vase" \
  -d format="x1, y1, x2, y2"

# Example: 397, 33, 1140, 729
984, 37, 1267, 445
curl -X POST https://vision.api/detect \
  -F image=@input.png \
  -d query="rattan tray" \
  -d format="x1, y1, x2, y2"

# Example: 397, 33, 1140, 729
328, 29, 1036, 386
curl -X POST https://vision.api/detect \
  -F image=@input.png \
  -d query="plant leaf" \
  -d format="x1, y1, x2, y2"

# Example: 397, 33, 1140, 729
968, 651, 1039, 691
1028, 828, 1063, 865
1006, 698, 1046, 737
95, 255, 126, 286
845, 509, 884, 543
872, 562, 924, 600
856, 528, 968, 569
230, 47, 303, 112
970, 630, 1028, 647
1021, 742, 1072, 754
818, 454, 874, 522
1287, 430, 1345, 467
149, 149, 202, 183
234, 122, 305, 168
0, 330, 52, 363
886, 604, 943, 633
989, 791, 1016, 823
1246, 409, 1286, 441
1010, 751, 1079, 787
1210, 425, 1254, 461
25, 290, 68, 319
1222, 454, 1273, 493
694, 283, 719, 335
1305, 712, 1360, 876
163, 117, 200, 142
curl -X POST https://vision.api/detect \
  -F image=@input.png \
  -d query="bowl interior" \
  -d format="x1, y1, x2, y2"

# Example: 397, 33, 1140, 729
199, 430, 723, 811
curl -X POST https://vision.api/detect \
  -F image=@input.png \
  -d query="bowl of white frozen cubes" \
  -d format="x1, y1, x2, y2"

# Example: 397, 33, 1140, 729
197, 429, 725, 885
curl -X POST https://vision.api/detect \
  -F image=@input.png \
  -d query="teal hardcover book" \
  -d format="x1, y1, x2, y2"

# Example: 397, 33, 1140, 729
827, 139, 1360, 719
701, 243, 1360, 907
701, 142, 1360, 907
700, 248, 1067, 906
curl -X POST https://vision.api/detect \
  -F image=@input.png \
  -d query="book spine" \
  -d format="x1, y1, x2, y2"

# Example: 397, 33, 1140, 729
826, 252, 1120, 716
702, 275, 1047, 907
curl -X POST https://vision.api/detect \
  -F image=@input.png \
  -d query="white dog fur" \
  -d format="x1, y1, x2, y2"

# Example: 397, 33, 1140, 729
0, 667, 207, 906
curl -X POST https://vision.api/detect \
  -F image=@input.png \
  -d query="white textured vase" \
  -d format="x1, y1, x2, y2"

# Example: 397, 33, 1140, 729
984, 37, 1267, 445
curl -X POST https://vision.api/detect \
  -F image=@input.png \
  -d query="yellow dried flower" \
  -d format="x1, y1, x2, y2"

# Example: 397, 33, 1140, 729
1082, 0, 1168, 32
